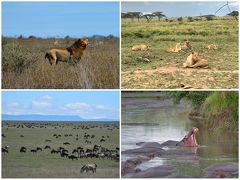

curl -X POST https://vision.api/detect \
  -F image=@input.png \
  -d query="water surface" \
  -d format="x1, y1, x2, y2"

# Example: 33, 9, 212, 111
121, 93, 238, 177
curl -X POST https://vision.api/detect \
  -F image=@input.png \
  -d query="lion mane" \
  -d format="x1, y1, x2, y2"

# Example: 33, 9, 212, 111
45, 38, 89, 65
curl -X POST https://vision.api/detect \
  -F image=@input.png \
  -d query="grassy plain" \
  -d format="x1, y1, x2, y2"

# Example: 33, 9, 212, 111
2, 37, 119, 89
121, 17, 238, 89
2, 121, 119, 178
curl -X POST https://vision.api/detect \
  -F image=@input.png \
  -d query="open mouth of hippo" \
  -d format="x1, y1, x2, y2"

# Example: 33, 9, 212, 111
177, 127, 199, 147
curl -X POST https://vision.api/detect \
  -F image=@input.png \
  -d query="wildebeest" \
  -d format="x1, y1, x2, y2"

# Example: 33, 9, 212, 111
60, 151, 68, 157
36, 147, 42, 151
4, 145, 10, 150
100, 139, 105, 142
45, 139, 52, 142
2, 148, 8, 154
44, 145, 51, 149
72, 149, 79, 154
2, 134, 6, 138
85, 140, 91, 144
80, 164, 97, 173
20, 135, 24, 137
68, 155, 78, 160
51, 149, 58, 154
20, 146, 27, 153
63, 142, 70, 145
31, 149, 37, 153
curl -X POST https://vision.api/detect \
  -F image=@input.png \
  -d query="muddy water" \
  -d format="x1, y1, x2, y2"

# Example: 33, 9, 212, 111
121, 92, 238, 177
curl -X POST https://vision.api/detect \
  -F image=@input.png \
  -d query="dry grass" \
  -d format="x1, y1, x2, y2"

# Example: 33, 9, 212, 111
2, 37, 119, 89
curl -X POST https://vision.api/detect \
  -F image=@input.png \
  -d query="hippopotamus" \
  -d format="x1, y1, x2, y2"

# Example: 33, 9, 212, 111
122, 127, 199, 155
203, 162, 239, 178
176, 127, 199, 147
122, 127, 200, 177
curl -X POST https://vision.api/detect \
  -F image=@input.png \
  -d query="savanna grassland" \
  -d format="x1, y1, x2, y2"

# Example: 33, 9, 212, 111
2, 37, 119, 89
2, 121, 119, 178
121, 17, 238, 89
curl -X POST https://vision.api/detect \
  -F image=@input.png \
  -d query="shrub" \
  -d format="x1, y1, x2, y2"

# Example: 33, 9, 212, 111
187, 17, 193, 22
2, 46, 33, 74
205, 16, 214, 21
177, 17, 183, 22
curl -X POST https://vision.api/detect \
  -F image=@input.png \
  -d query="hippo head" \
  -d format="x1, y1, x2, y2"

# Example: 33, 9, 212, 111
177, 127, 199, 147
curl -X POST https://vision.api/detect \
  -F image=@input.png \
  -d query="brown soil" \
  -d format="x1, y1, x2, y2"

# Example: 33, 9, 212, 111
122, 63, 238, 89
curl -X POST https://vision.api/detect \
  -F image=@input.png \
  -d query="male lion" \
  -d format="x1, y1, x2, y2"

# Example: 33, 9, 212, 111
45, 38, 89, 65
131, 44, 150, 51
183, 51, 208, 68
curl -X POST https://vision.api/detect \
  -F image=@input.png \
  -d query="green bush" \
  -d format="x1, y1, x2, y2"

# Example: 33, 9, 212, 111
2, 45, 34, 74
177, 17, 183, 22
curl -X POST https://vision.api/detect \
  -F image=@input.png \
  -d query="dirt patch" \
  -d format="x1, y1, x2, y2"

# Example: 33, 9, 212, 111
122, 64, 238, 89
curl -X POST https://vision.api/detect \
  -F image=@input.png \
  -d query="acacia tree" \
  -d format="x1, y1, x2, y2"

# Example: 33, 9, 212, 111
143, 13, 155, 23
227, 11, 239, 17
152, 11, 166, 21
122, 12, 142, 22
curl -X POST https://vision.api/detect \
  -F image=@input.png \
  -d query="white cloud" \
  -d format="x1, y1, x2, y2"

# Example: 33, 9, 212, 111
31, 95, 53, 109
32, 100, 52, 109
64, 102, 91, 110
7, 102, 20, 108
95, 104, 107, 110
41, 95, 53, 101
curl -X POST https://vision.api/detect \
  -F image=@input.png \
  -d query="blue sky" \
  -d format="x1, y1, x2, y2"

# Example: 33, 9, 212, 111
122, 1, 238, 17
2, 91, 120, 120
2, 2, 119, 38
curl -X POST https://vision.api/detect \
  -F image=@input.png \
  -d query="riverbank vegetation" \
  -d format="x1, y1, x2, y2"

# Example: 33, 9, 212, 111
167, 91, 238, 132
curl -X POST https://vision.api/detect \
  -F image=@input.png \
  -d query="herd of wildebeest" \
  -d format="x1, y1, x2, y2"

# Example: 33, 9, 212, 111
2, 122, 119, 175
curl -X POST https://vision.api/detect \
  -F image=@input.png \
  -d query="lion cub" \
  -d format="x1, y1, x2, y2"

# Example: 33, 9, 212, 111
132, 44, 150, 51
166, 43, 182, 53
183, 52, 208, 68
205, 44, 218, 50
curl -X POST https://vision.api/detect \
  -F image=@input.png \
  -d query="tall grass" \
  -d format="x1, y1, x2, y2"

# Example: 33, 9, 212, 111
2, 37, 119, 89
201, 92, 238, 131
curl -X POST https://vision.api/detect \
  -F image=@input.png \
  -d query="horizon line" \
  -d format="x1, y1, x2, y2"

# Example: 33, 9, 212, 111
2, 34, 120, 39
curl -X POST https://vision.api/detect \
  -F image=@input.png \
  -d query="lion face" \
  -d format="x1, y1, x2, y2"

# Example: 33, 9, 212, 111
77, 38, 89, 48
191, 51, 199, 60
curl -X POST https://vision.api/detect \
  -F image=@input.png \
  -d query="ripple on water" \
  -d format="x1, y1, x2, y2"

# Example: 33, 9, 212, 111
136, 157, 166, 171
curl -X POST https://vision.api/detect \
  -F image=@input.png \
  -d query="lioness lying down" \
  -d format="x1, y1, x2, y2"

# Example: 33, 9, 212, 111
166, 43, 182, 53
166, 41, 192, 53
204, 44, 218, 50
183, 51, 209, 68
132, 44, 150, 51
